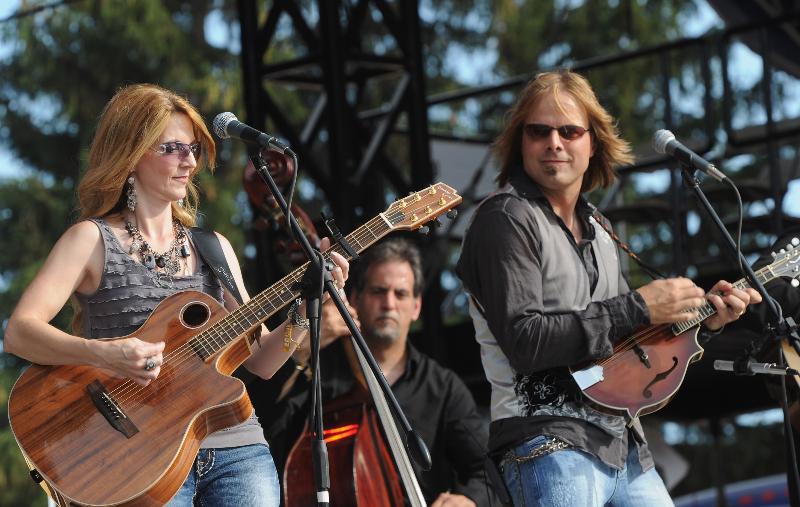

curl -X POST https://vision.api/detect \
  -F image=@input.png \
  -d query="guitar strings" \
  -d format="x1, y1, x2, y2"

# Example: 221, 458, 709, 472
110, 213, 388, 405
110, 195, 447, 407
594, 260, 786, 368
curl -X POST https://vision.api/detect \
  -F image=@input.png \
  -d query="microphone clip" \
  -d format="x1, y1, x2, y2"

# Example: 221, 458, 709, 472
322, 211, 359, 260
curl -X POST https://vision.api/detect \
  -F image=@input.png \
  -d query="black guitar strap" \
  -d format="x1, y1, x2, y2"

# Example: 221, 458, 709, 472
189, 227, 244, 306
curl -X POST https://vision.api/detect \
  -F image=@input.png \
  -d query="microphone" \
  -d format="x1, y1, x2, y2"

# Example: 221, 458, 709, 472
713, 359, 799, 376
652, 129, 727, 182
212, 112, 293, 154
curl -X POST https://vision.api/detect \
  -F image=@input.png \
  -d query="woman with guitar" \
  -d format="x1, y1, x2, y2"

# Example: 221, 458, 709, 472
457, 70, 761, 506
5, 84, 349, 506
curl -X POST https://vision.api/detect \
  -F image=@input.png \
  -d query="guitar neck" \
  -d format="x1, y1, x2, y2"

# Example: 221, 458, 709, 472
671, 263, 776, 335
188, 181, 463, 359
192, 215, 393, 359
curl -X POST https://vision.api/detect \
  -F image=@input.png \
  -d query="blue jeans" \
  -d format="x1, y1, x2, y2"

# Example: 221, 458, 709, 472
167, 444, 280, 506
500, 435, 674, 507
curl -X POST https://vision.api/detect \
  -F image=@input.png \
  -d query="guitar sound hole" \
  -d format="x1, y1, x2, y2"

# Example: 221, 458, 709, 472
182, 302, 210, 328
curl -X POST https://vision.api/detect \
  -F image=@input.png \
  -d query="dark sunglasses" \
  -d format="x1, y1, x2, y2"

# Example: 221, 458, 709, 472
155, 141, 202, 159
523, 123, 591, 141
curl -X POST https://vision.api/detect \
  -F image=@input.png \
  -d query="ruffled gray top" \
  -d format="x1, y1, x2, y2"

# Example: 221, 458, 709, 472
74, 217, 267, 449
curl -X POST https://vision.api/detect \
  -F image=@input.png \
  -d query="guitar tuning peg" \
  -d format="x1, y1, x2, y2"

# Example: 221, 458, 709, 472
780, 249, 786, 254
418, 225, 430, 235
446, 210, 458, 220
793, 237, 800, 247
431, 218, 443, 228
772, 251, 777, 258
792, 279, 800, 288
788, 243, 796, 250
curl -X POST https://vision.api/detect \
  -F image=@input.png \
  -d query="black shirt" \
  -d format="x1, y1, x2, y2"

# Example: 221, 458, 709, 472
456, 167, 653, 471
265, 340, 493, 506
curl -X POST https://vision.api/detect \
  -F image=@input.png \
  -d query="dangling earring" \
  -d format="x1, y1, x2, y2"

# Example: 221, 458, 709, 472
126, 175, 137, 212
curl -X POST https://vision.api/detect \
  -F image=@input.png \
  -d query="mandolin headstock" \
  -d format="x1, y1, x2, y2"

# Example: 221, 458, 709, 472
769, 237, 800, 288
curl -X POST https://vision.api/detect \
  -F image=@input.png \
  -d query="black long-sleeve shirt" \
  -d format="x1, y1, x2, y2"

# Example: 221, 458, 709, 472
456, 167, 654, 471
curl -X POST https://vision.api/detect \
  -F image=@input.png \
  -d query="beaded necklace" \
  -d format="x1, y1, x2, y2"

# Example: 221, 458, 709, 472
124, 218, 190, 288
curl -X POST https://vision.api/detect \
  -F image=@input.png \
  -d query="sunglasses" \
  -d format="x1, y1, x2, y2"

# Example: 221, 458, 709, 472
523, 123, 591, 141
154, 141, 201, 159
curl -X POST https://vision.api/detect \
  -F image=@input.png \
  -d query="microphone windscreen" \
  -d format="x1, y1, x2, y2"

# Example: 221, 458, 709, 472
212, 112, 237, 139
652, 129, 676, 155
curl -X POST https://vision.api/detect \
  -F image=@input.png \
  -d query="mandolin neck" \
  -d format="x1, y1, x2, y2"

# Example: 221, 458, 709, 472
670, 263, 776, 335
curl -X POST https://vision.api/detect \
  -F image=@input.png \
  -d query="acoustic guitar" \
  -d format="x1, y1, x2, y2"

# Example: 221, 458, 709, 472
7, 183, 461, 507
571, 241, 800, 420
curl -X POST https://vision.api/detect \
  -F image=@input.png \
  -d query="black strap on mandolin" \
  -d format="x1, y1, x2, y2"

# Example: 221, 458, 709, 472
189, 228, 244, 306
588, 204, 667, 281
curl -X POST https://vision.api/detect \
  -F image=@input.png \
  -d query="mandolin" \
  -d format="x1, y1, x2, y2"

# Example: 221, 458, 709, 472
571, 241, 800, 420
8, 183, 461, 507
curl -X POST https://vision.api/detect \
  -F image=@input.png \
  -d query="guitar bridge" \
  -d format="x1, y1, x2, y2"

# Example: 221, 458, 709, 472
87, 380, 139, 438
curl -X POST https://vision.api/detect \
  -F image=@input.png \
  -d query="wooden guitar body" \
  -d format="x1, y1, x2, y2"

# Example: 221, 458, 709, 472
6, 182, 463, 506
8, 291, 253, 506
578, 325, 704, 420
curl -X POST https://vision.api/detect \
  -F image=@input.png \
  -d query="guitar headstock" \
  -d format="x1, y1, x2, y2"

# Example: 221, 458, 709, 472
384, 183, 463, 231
770, 237, 800, 288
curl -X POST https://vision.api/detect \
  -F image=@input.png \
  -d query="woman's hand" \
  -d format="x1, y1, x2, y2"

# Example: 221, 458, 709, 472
319, 237, 349, 291
98, 337, 165, 386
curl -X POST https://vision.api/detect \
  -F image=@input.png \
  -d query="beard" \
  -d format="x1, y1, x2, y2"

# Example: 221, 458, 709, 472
363, 320, 401, 348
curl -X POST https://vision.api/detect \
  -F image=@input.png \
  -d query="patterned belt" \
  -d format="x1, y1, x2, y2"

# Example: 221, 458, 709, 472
503, 437, 572, 464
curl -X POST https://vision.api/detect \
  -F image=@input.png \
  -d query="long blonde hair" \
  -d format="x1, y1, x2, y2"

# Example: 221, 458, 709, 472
72, 84, 216, 334
492, 70, 633, 191
77, 83, 216, 226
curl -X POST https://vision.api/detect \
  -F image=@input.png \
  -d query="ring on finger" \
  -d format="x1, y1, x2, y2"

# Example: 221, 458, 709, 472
144, 358, 157, 371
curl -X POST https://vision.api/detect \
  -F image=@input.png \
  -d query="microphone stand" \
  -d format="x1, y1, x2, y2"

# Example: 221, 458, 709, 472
680, 163, 800, 499
246, 146, 431, 506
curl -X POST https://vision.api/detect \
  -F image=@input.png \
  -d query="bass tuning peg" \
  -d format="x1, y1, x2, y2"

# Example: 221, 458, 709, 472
446, 210, 458, 220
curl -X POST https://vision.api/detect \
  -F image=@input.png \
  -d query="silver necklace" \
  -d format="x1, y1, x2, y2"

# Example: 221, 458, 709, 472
124, 218, 190, 287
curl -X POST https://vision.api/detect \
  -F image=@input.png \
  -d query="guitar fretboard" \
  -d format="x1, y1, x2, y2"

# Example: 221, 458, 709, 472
185, 184, 459, 360
188, 215, 389, 359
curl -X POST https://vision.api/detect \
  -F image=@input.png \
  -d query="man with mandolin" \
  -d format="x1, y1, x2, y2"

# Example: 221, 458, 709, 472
4, 84, 350, 506
457, 70, 762, 506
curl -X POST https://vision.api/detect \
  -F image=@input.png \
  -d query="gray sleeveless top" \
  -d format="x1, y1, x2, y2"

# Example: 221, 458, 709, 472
75, 218, 267, 449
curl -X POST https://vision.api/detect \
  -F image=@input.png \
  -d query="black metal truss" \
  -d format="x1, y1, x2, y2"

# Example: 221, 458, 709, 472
236, 0, 433, 233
